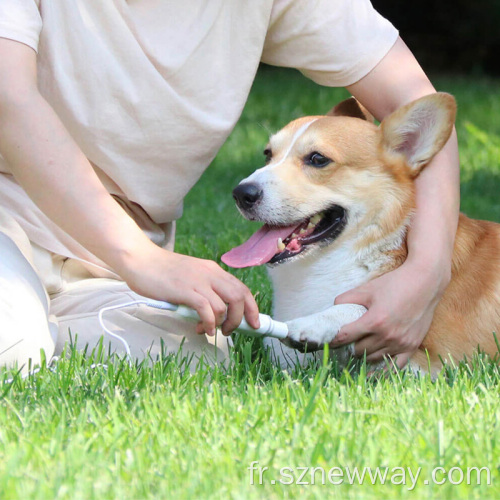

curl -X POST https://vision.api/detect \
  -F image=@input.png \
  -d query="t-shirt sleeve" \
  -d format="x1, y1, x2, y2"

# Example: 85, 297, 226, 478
0, 0, 42, 52
262, 0, 399, 87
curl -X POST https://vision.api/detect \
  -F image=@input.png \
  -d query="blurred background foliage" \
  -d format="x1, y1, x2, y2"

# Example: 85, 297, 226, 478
373, 0, 500, 75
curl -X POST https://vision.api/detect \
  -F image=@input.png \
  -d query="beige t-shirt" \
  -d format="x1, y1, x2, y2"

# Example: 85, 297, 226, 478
0, 0, 398, 268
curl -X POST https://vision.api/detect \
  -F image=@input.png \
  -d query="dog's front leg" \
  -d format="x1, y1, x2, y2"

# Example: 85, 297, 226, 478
284, 303, 367, 352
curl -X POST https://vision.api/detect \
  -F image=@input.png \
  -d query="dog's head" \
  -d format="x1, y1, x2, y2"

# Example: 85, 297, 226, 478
222, 93, 456, 268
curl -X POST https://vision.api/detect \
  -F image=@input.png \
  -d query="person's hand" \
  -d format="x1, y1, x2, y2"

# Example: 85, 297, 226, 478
118, 243, 260, 337
331, 258, 451, 369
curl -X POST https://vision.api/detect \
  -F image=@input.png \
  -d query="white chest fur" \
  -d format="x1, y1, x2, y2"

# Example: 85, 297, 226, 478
268, 243, 371, 322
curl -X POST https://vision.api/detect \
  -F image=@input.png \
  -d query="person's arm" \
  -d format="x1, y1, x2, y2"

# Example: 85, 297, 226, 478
332, 37, 460, 368
0, 38, 259, 336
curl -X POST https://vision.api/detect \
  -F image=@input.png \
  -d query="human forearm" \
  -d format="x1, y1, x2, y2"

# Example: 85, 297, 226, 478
347, 37, 460, 278
406, 129, 459, 282
0, 38, 154, 274
0, 90, 154, 272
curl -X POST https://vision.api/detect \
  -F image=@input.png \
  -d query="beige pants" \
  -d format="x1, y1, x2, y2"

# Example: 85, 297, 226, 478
0, 210, 230, 374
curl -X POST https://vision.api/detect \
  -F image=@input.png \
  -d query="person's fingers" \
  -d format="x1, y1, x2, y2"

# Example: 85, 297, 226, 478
329, 313, 374, 347
188, 293, 218, 336
352, 334, 380, 357
364, 348, 390, 363
392, 351, 412, 370
221, 297, 244, 335
364, 350, 410, 372
163, 259, 261, 336
204, 290, 228, 330
225, 276, 260, 329
243, 288, 260, 329
215, 276, 260, 331
334, 286, 372, 307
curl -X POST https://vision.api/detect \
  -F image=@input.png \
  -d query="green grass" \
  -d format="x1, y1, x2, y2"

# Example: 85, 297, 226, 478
1, 68, 500, 499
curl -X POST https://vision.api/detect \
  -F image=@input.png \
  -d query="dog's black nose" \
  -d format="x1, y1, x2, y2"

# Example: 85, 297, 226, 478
232, 183, 263, 210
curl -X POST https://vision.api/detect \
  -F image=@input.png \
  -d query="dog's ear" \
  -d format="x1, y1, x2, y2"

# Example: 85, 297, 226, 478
326, 97, 375, 123
381, 93, 456, 177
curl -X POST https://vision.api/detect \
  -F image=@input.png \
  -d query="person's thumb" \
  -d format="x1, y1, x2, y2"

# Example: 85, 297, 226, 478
334, 285, 372, 307
329, 309, 372, 347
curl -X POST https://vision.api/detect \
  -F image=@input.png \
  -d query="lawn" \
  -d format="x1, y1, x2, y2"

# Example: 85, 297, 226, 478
1, 67, 500, 499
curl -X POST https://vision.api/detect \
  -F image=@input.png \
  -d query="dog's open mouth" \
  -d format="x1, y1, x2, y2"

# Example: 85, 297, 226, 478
222, 206, 346, 268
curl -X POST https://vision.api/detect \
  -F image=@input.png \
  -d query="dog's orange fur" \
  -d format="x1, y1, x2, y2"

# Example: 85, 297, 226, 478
413, 215, 500, 370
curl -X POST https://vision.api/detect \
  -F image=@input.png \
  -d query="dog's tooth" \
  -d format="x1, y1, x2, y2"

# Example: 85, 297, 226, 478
291, 232, 298, 238
277, 238, 286, 252
307, 222, 315, 229
310, 213, 322, 225
299, 228, 308, 235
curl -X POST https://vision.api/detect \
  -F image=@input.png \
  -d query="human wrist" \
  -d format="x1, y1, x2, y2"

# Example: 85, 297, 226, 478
110, 233, 166, 279
404, 247, 452, 293
405, 216, 456, 291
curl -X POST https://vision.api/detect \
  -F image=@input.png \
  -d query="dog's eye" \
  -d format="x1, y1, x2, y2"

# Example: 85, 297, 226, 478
263, 148, 272, 164
306, 152, 331, 168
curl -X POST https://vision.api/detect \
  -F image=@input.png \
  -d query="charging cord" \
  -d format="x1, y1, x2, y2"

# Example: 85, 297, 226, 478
97, 297, 289, 360
97, 299, 178, 360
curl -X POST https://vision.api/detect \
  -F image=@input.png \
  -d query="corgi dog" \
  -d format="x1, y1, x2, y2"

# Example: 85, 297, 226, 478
222, 93, 500, 375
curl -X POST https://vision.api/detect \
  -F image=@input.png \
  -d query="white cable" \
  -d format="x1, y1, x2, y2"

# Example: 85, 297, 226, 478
98, 297, 289, 361
97, 299, 177, 361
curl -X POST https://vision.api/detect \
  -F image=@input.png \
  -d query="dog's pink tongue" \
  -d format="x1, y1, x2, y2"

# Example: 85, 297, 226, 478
221, 224, 298, 268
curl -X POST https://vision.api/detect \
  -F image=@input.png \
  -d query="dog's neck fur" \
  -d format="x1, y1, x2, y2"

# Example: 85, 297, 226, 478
268, 219, 409, 322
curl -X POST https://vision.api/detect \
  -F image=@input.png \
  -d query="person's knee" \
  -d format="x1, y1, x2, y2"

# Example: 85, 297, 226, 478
0, 232, 56, 373
0, 316, 57, 374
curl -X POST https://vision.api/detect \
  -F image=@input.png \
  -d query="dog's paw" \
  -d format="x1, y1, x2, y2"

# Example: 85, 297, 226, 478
284, 316, 340, 352
283, 304, 367, 353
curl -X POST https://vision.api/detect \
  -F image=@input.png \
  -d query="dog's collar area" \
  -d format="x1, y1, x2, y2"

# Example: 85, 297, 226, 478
269, 205, 347, 265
